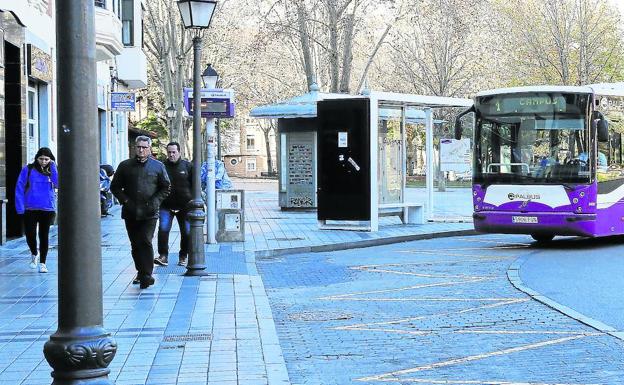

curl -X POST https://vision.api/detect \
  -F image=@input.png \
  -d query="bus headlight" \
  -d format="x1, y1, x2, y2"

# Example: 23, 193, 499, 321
572, 198, 579, 204
577, 206, 583, 213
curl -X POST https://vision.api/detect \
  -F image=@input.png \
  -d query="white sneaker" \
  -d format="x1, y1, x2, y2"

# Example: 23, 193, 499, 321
29, 255, 39, 269
39, 263, 48, 273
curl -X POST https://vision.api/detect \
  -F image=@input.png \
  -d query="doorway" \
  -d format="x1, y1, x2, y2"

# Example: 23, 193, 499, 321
5, 42, 23, 238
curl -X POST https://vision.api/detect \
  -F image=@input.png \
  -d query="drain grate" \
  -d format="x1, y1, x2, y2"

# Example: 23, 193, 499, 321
268, 237, 305, 241
162, 333, 212, 342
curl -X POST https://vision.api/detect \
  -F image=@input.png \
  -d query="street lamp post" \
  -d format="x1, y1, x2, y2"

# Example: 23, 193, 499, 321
177, 0, 217, 275
166, 103, 177, 142
201, 64, 218, 244
43, 1, 117, 384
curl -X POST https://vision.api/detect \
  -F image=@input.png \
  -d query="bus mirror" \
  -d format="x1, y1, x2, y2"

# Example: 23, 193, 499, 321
454, 105, 475, 140
454, 118, 462, 140
598, 119, 609, 142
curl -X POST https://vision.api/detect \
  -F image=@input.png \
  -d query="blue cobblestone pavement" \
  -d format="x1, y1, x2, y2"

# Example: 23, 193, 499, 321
258, 235, 624, 385
3, 179, 611, 384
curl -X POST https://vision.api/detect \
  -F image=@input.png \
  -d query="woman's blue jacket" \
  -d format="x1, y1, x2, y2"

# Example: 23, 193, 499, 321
15, 162, 58, 214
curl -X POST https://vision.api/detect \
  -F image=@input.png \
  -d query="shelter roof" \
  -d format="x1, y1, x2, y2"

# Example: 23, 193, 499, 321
250, 84, 357, 119
250, 85, 472, 119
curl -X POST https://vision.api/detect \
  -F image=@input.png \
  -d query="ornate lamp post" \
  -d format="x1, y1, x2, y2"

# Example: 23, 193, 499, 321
166, 103, 177, 142
201, 64, 218, 244
43, 1, 117, 384
177, 0, 217, 275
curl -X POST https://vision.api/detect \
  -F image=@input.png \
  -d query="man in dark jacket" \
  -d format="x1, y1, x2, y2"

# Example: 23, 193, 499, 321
111, 136, 170, 288
154, 142, 192, 267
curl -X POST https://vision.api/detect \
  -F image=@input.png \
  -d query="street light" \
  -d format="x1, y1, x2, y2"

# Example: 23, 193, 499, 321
166, 103, 177, 142
44, 1, 117, 383
202, 64, 218, 244
177, 0, 217, 275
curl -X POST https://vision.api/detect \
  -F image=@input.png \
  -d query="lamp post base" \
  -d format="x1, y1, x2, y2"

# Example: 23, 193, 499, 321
43, 328, 117, 385
186, 198, 207, 276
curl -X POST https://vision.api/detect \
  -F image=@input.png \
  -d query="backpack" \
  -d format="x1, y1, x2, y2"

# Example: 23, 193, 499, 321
24, 164, 34, 193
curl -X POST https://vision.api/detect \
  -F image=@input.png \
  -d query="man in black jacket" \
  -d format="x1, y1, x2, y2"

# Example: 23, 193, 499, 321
154, 142, 192, 267
111, 136, 170, 288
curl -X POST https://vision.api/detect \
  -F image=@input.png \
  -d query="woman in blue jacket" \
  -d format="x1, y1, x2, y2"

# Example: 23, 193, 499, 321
15, 147, 58, 273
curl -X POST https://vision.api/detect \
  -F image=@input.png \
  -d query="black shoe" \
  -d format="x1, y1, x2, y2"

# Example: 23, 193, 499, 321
139, 275, 155, 289
132, 275, 140, 285
154, 256, 168, 266
178, 255, 187, 266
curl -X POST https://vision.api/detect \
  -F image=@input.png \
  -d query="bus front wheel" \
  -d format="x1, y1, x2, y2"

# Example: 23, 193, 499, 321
531, 234, 554, 243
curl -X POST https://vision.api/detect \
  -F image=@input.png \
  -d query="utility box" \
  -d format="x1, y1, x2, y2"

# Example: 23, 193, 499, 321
216, 189, 245, 242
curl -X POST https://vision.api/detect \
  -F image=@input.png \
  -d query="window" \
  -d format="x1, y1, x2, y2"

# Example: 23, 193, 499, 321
122, 0, 134, 46
246, 158, 256, 172
95, 0, 106, 8
246, 135, 255, 150
28, 89, 37, 138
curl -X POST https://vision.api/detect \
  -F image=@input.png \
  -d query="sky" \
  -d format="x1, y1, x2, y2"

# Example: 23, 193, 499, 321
615, 0, 624, 17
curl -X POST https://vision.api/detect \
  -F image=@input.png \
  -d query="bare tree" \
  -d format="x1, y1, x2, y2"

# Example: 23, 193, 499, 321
501, 0, 624, 85
265, 0, 404, 93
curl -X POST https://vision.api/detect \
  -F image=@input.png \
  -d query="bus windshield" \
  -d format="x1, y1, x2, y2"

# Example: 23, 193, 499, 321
474, 92, 591, 186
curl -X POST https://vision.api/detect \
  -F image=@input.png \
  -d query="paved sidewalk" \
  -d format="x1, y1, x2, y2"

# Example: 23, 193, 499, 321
0, 179, 475, 385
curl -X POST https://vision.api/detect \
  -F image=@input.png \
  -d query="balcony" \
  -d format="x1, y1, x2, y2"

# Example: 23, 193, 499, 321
116, 46, 148, 89
95, 5, 123, 61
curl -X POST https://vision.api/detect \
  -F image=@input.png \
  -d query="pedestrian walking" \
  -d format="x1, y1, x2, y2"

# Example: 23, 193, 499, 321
15, 147, 58, 273
155, 142, 192, 267
111, 136, 170, 289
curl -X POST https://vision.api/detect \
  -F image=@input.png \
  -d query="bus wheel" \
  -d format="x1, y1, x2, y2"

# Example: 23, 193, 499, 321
531, 234, 554, 243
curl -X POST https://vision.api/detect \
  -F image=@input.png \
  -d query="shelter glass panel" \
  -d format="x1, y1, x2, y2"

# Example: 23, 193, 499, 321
378, 106, 404, 204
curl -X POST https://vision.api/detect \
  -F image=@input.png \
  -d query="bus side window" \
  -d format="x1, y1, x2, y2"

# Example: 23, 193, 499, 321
597, 109, 624, 191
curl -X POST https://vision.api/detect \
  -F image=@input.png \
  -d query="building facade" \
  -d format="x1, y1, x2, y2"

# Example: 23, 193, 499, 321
223, 117, 277, 178
0, 0, 146, 241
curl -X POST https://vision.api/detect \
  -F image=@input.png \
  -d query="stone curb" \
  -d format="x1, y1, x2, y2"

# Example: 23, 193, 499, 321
507, 254, 623, 341
254, 229, 479, 259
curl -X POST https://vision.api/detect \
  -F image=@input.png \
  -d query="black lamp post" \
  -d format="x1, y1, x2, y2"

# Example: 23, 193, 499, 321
166, 103, 177, 142
177, 0, 217, 275
43, 1, 117, 384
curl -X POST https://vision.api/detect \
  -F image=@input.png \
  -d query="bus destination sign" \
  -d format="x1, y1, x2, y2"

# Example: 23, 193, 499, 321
478, 94, 568, 115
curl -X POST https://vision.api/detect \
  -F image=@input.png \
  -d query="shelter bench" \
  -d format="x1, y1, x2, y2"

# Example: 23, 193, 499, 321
378, 202, 424, 224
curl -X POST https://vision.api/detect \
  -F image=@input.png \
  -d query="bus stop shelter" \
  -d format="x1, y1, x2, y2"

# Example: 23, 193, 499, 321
251, 87, 472, 231
316, 91, 472, 231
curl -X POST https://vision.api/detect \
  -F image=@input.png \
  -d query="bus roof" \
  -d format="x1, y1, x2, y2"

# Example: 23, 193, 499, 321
477, 83, 624, 98
586, 82, 624, 97
476, 85, 593, 97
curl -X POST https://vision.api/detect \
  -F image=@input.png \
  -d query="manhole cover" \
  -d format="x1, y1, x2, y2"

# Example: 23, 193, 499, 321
288, 311, 352, 322
162, 333, 212, 342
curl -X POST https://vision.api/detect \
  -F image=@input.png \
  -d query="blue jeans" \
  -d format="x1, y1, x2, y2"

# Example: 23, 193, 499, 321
157, 208, 190, 258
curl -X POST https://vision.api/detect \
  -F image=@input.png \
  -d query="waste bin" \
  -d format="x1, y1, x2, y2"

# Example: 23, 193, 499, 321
216, 189, 245, 242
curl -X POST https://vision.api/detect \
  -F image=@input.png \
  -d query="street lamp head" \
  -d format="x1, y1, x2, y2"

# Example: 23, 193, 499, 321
202, 63, 219, 88
177, 0, 217, 29
166, 103, 177, 119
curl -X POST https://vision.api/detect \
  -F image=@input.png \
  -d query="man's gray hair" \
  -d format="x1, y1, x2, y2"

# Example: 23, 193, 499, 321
135, 135, 152, 146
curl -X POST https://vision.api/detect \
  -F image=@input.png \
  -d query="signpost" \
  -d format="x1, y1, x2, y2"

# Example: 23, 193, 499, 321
183, 88, 235, 118
111, 92, 136, 111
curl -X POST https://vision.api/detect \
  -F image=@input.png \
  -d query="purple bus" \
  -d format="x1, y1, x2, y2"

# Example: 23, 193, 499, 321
455, 85, 624, 242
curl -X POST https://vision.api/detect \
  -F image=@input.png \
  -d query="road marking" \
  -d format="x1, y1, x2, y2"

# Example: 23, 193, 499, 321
399, 246, 529, 253
356, 335, 590, 382
352, 267, 492, 279
334, 299, 527, 330
318, 278, 489, 301
360, 379, 599, 384
325, 297, 521, 302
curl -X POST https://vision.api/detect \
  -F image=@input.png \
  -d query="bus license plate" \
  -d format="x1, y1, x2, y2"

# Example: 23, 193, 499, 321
512, 216, 538, 224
